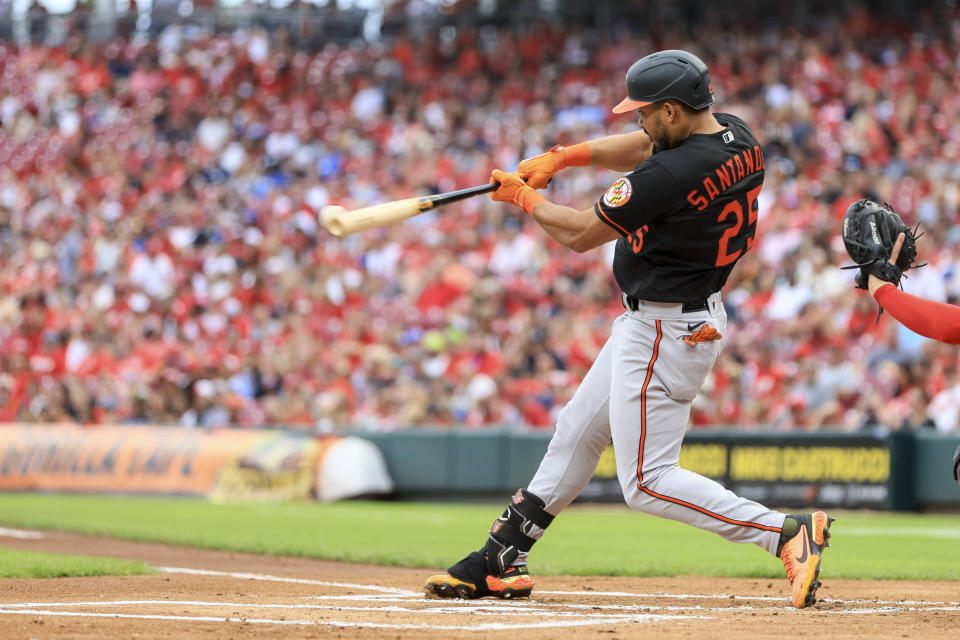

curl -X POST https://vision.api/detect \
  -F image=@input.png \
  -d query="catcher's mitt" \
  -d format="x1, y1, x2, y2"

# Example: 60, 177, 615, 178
954, 443, 960, 485
841, 199, 920, 290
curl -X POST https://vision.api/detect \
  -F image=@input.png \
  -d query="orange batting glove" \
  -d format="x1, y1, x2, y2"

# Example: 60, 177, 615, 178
517, 142, 591, 189
683, 324, 722, 347
490, 169, 546, 215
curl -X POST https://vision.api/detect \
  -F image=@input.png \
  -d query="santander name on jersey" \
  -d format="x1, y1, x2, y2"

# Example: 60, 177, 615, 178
685, 144, 765, 211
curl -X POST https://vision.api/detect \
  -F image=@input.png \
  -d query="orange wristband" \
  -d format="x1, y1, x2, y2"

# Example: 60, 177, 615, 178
519, 188, 546, 215
560, 142, 591, 167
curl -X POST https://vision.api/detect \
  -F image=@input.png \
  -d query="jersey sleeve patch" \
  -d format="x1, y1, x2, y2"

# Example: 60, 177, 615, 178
602, 177, 633, 208
595, 160, 678, 235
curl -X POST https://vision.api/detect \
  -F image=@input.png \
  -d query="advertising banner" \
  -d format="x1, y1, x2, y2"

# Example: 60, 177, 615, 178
0, 424, 319, 500
580, 434, 892, 509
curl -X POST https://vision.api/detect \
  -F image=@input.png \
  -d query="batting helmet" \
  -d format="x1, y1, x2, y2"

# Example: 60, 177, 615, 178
612, 49, 715, 114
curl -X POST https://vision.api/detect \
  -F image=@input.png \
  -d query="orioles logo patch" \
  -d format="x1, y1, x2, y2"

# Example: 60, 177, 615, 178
603, 177, 632, 207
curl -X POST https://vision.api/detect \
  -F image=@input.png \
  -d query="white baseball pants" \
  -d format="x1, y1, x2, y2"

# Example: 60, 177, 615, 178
526, 294, 785, 555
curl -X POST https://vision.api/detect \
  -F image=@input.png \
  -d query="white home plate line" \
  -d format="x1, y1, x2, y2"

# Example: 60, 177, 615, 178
817, 598, 960, 607
160, 567, 959, 609
659, 604, 960, 614
305, 594, 420, 601
159, 567, 416, 595
420, 593, 960, 610
537, 589, 786, 601
311, 593, 417, 599
2, 597, 956, 616
0, 608, 706, 631
0, 527, 45, 539
499, 591, 960, 607
824, 606, 960, 615
0, 600, 636, 619
417, 600, 960, 615
0, 598, 956, 628
0, 609, 321, 626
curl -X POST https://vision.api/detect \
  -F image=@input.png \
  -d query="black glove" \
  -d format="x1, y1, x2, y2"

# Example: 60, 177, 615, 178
841, 199, 919, 289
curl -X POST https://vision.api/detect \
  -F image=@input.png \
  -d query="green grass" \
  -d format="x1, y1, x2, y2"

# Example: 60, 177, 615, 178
0, 547, 156, 579
0, 493, 957, 580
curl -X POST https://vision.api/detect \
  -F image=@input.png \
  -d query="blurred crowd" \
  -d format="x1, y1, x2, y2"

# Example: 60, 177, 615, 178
3, 4, 960, 433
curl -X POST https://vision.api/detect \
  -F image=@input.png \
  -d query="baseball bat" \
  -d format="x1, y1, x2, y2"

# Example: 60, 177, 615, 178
321, 182, 498, 237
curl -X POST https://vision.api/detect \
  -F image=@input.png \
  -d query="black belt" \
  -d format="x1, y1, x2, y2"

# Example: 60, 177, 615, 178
623, 295, 709, 313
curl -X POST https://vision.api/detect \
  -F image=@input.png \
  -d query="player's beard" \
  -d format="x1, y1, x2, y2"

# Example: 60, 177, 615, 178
644, 117, 679, 150
654, 132, 676, 149
651, 129, 679, 150
652, 123, 681, 150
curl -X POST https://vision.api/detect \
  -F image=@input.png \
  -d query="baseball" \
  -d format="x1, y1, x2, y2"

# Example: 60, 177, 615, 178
319, 205, 347, 230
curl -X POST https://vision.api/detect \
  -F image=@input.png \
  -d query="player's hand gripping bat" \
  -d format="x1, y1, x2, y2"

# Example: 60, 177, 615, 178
320, 183, 498, 237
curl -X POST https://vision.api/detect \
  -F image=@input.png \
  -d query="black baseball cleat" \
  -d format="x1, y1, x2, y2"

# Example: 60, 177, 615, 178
424, 552, 534, 599
779, 511, 834, 608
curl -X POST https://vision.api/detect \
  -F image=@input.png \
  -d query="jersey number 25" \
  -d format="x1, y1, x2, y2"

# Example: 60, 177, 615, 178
715, 185, 763, 267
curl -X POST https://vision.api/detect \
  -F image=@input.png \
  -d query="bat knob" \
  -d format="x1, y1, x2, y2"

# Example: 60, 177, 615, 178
320, 205, 348, 237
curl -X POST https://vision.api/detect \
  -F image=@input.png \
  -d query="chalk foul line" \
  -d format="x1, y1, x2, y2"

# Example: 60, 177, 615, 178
159, 566, 417, 595
0, 527, 45, 539
0, 566, 952, 631
0, 608, 705, 631
159, 567, 960, 609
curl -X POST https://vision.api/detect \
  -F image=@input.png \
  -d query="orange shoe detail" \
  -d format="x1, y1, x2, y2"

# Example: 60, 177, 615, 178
424, 565, 535, 600
423, 573, 479, 599
780, 511, 833, 608
484, 566, 534, 599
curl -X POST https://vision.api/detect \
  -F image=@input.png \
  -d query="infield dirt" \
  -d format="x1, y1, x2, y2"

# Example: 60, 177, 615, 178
0, 530, 956, 639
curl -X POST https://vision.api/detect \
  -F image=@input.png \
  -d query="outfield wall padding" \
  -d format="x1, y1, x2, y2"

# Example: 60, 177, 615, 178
0, 424, 393, 502
3, 425, 956, 509
362, 428, 960, 511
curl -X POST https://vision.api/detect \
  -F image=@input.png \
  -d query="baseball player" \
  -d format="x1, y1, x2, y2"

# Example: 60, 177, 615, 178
840, 201, 960, 485
865, 231, 960, 342
425, 50, 833, 609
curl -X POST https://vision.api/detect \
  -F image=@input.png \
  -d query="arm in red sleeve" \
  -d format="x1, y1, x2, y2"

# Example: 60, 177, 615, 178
873, 284, 960, 344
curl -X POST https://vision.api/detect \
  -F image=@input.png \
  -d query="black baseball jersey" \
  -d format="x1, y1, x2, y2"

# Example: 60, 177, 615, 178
595, 113, 765, 303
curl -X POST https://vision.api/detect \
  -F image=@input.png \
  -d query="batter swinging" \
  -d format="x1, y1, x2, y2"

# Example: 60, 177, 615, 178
424, 50, 833, 609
